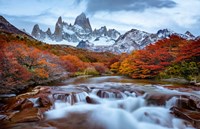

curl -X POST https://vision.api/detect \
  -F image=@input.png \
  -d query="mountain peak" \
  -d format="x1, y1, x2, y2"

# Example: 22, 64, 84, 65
31, 24, 42, 39
185, 31, 195, 38
46, 28, 52, 34
57, 16, 63, 25
101, 26, 107, 29
74, 12, 92, 32
156, 28, 174, 38
79, 12, 86, 18
33, 24, 40, 30
157, 28, 173, 34
54, 17, 63, 42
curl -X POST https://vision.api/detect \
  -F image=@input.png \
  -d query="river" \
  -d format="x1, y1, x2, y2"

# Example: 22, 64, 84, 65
1, 76, 200, 129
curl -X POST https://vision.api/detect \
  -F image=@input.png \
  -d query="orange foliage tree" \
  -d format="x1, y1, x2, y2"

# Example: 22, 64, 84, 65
5, 42, 62, 80
115, 35, 187, 78
0, 43, 31, 86
176, 39, 200, 63
92, 63, 108, 74
60, 55, 86, 72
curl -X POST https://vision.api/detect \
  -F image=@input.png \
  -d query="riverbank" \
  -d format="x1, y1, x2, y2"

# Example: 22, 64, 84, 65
161, 78, 189, 84
0, 73, 69, 95
161, 77, 200, 86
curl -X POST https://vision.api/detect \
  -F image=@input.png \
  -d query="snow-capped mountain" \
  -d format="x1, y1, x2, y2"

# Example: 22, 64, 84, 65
31, 13, 196, 54
77, 28, 196, 54
157, 29, 195, 39
31, 13, 120, 47
109, 28, 196, 53
111, 29, 158, 53
76, 36, 116, 52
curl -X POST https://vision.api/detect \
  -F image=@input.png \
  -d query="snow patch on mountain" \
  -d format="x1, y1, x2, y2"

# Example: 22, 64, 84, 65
31, 13, 196, 54
63, 27, 75, 35
31, 12, 120, 49
43, 38, 78, 46
92, 37, 115, 46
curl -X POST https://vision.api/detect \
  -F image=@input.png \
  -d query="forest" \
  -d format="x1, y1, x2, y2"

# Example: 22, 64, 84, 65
111, 35, 200, 83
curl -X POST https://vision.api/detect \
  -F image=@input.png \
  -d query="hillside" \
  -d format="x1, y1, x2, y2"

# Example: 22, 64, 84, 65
0, 31, 116, 94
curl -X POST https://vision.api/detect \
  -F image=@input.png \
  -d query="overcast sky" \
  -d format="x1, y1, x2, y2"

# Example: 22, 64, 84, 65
0, 0, 200, 36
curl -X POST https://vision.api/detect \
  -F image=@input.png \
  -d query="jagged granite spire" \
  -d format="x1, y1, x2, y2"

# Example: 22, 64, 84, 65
74, 12, 92, 32
31, 24, 46, 40
46, 28, 53, 39
31, 24, 41, 39
57, 16, 62, 25
54, 16, 63, 42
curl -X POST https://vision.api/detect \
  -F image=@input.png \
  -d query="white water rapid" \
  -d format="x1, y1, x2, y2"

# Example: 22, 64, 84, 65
44, 76, 195, 129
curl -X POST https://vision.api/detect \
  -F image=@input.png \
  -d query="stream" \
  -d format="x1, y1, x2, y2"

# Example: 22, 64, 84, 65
1, 76, 200, 129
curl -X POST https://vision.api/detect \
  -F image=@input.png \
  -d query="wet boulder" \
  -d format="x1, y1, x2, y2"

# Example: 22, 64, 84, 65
171, 107, 200, 129
188, 95, 200, 110
10, 107, 43, 123
145, 92, 182, 106
95, 89, 126, 99
38, 96, 52, 108
3, 98, 34, 112
17, 86, 51, 99
86, 96, 101, 104
174, 95, 200, 111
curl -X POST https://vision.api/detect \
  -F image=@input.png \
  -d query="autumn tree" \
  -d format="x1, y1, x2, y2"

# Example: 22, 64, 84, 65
176, 39, 200, 63
162, 39, 200, 82
0, 44, 31, 86
114, 35, 186, 79
6, 42, 62, 80
92, 63, 108, 74
60, 55, 86, 72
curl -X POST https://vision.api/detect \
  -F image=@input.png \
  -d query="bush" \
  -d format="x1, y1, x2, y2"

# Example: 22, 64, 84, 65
84, 67, 99, 75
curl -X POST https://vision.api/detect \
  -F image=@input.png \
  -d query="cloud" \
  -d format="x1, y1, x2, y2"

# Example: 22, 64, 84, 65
85, 0, 176, 13
0, 0, 85, 16
89, 0, 200, 36
0, 0, 87, 32
0, 0, 200, 36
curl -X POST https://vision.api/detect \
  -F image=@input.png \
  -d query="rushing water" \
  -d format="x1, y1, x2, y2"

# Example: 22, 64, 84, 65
40, 76, 195, 129
3, 76, 198, 129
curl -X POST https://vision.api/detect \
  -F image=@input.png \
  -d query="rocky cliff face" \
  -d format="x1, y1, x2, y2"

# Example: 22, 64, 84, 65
92, 26, 120, 39
74, 13, 92, 33
31, 24, 46, 40
46, 28, 53, 39
31, 12, 120, 47
54, 16, 63, 42
31, 13, 197, 54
